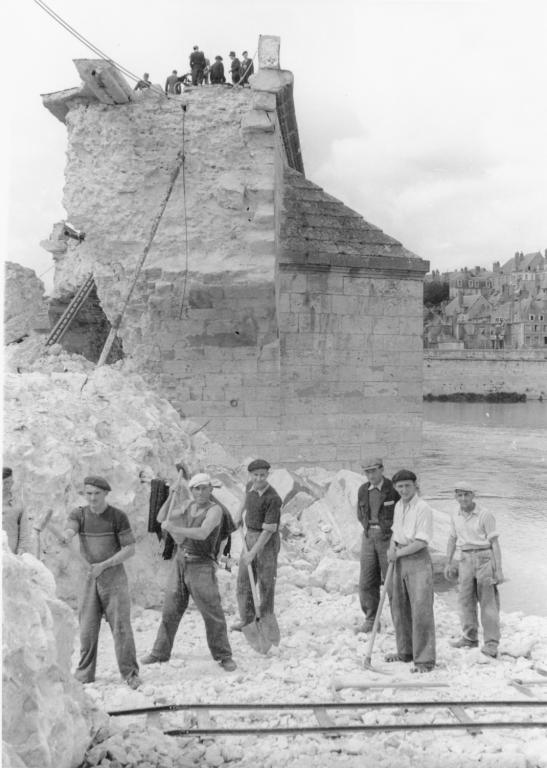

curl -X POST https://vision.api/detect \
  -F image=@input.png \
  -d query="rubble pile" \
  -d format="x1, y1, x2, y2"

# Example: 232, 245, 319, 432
3, 263, 49, 343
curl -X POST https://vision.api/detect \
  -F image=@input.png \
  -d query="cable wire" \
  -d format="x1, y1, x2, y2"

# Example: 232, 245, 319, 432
178, 105, 190, 319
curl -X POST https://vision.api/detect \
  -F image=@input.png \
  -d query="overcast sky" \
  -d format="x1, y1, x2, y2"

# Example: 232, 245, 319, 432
4, 0, 547, 290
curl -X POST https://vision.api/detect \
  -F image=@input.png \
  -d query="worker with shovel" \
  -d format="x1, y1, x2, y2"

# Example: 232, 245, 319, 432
141, 473, 236, 671
232, 459, 282, 649
445, 481, 503, 659
385, 469, 436, 673
63, 476, 141, 689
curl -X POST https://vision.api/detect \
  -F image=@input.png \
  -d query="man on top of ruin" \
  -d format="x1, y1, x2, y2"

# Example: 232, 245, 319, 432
232, 459, 281, 634
357, 458, 399, 633
229, 51, 240, 84
165, 70, 179, 95
2, 467, 33, 555
62, 476, 141, 689
189, 45, 206, 86
134, 73, 151, 91
141, 473, 236, 671
239, 51, 254, 85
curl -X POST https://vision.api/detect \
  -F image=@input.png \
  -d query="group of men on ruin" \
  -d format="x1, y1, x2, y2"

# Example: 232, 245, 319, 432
134, 45, 254, 96
3, 454, 503, 689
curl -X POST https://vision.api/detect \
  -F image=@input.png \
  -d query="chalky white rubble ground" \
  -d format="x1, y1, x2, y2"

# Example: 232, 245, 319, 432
81, 563, 547, 768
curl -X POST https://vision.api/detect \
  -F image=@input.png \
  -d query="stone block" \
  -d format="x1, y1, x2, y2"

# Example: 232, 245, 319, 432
242, 109, 275, 134
289, 292, 332, 314
258, 35, 281, 69
251, 91, 277, 112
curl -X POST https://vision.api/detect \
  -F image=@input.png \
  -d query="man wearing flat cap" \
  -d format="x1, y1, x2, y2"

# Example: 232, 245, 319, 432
356, 458, 399, 633
233, 459, 282, 632
141, 472, 236, 671
445, 482, 503, 658
239, 51, 254, 85
385, 469, 436, 673
62, 476, 141, 689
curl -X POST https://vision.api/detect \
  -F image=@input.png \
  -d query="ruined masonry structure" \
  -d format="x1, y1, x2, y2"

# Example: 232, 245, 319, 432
42, 36, 428, 469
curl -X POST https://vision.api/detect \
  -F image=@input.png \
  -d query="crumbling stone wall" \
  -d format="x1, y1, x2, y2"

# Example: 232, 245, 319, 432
43, 40, 428, 469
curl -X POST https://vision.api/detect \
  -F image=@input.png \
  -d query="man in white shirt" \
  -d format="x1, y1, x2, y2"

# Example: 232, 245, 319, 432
445, 482, 503, 658
386, 469, 436, 672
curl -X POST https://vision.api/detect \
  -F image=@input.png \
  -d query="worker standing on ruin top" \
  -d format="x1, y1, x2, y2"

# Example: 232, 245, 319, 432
2, 467, 33, 555
239, 51, 254, 85
134, 73, 151, 91
141, 473, 237, 671
232, 459, 282, 633
165, 70, 179, 95
62, 476, 141, 689
189, 45, 206, 86
357, 458, 399, 633
210, 56, 226, 84
229, 51, 240, 84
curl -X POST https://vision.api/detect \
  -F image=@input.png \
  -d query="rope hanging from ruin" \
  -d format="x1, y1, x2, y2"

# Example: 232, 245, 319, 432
96, 143, 186, 367
178, 105, 190, 319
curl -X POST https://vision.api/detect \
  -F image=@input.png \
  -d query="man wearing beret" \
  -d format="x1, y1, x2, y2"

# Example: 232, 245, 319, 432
357, 458, 400, 633
141, 472, 236, 671
445, 482, 504, 658
232, 459, 282, 632
386, 469, 436, 672
62, 476, 141, 689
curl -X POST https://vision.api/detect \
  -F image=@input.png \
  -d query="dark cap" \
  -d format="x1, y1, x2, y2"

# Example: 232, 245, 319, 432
242, 51, 248, 56
215, 55, 223, 60
193, 45, 199, 50
3, 467, 13, 479
229, 51, 236, 56
392, 469, 417, 484
247, 458, 271, 472
84, 475, 111, 491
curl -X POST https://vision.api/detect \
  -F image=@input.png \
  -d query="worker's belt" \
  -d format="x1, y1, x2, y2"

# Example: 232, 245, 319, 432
461, 547, 491, 552
246, 528, 262, 533
179, 552, 207, 561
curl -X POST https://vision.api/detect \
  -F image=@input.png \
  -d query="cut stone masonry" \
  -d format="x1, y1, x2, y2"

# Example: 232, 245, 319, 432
41, 35, 428, 469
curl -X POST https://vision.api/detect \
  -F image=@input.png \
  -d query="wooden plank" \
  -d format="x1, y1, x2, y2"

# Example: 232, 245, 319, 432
448, 705, 482, 735
196, 709, 212, 729
333, 676, 449, 691
509, 681, 537, 699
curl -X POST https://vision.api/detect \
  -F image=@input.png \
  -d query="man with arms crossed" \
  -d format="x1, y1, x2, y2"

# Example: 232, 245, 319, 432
357, 457, 399, 633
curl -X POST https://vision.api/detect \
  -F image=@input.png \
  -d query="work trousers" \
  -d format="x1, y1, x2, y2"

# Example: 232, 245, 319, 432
358, 528, 392, 621
152, 556, 232, 662
237, 530, 279, 623
191, 67, 204, 85
458, 550, 500, 651
75, 565, 138, 683
392, 547, 436, 665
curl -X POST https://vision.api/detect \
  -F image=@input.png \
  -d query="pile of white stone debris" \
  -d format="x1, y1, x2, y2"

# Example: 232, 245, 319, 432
3, 339, 547, 768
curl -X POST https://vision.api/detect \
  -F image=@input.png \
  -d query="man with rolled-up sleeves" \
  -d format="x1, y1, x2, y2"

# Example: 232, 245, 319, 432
232, 458, 281, 631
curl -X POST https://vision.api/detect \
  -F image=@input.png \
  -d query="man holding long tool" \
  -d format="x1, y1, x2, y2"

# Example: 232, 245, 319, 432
232, 459, 282, 634
141, 473, 236, 671
445, 481, 503, 658
357, 457, 399, 633
62, 476, 141, 689
386, 469, 436, 673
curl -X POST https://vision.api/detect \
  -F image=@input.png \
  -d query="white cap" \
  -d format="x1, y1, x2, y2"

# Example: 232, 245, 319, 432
188, 472, 212, 488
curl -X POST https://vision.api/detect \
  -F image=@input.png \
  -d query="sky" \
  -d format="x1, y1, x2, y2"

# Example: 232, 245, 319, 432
3, 0, 547, 291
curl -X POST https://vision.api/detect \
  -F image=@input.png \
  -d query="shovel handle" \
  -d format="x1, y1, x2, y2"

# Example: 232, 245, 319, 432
364, 561, 394, 663
240, 528, 262, 620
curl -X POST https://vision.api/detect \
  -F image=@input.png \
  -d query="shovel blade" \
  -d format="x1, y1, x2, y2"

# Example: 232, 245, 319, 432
260, 613, 281, 646
242, 620, 272, 655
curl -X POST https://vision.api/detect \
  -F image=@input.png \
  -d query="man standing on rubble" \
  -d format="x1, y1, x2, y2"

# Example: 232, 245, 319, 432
445, 482, 503, 659
165, 69, 179, 95
62, 476, 141, 689
189, 45, 206, 85
385, 469, 436, 673
232, 459, 282, 632
141, 473, 236, 671
357, 458, 399, 633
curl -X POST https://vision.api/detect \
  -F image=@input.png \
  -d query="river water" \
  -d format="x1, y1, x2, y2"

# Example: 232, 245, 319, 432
420, 401, 547, 617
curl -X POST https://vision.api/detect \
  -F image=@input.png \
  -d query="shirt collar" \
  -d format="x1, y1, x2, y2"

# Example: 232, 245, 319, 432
401, 493, 419, 510
458, 503, 478, 517
252, 483, 269, 497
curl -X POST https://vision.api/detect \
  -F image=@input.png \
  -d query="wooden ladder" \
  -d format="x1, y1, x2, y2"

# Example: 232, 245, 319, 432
45, 274, 95, 347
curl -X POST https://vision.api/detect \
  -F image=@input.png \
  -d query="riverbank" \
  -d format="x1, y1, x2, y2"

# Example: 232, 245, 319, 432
79, 559, 547, 768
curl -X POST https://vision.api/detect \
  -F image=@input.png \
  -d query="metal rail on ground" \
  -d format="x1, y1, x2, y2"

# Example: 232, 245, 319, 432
108, 699, 547, 737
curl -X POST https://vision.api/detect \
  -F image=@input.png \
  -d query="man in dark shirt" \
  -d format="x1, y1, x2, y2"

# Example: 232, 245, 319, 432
141, 473, 236, 671
229, 51, 240, 84
63, 476, 141, 688
239, 51, 254, 85
356, 458, 400, 633
232, 459, 281, 631
210, 56, 225, 84
189, 45, 206, 86
165, 70, 179, 95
